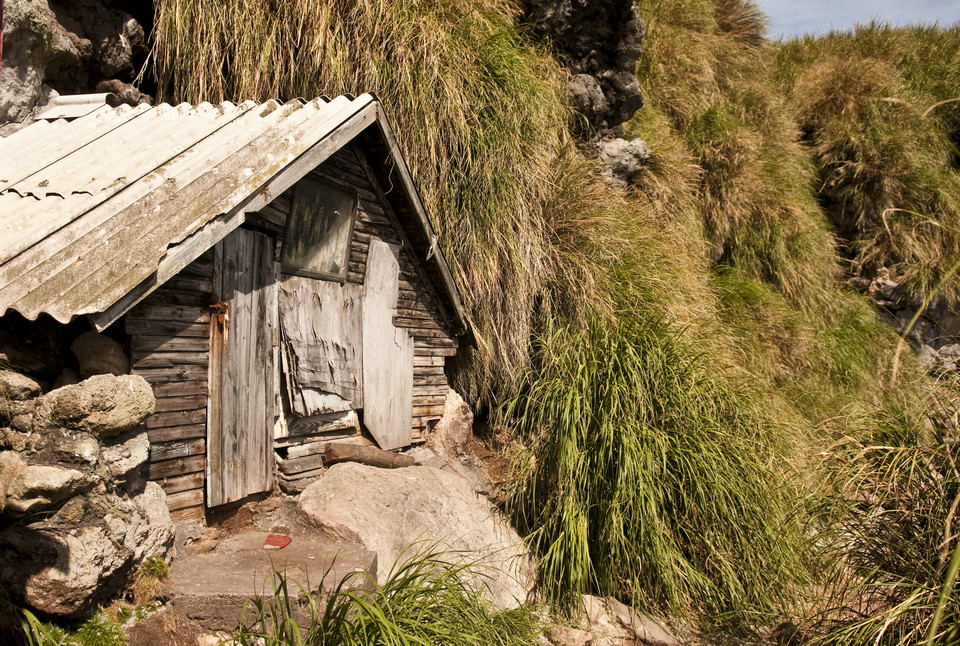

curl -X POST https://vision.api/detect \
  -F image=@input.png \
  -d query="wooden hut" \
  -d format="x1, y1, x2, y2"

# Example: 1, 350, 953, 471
0, 93, 467, 523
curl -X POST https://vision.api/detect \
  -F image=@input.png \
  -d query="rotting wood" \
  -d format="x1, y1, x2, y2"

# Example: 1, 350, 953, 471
132, 351, 209, 368
166, 488, 205, 512
157, 472, 205, 495
146, 409, 206, 429
279, 452, 325, 475
207, 227, 276, 507
149, 454, 205, 480
151, 381, 207, 398
154, 394, 208, 412
362, 240, 414, 451
132, 335, 208, 353
125, 318, 210, 338
286, 410, 359, 437
414, 346, 457, 357
279, 276, 364, 410
170, 506, 205, 524
133, 365, 207, 383
150, 438, 206, 462
127, 303, 209, 323
324, 441, 416, 469
148, 423, 206, 444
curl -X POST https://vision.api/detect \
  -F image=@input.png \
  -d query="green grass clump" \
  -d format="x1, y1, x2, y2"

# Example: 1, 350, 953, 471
811, 396, 960, 646
236, 550, 542, 646
503, 316, 812, 624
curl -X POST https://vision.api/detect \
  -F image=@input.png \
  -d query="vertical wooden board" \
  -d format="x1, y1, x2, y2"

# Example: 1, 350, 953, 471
362, 240, 414, 451
207, 227, 276, 508
278, 276, 363, 407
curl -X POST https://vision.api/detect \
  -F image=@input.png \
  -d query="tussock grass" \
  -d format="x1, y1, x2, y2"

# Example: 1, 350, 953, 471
810, 395, 960, 646
235, 550, 542, 646
503, 316, 812, 623
775, 23, 960, 306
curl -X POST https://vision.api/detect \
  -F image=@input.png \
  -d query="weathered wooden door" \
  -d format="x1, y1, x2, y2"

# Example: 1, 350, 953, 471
208, 227, 277, 507
362, 240, 414, 450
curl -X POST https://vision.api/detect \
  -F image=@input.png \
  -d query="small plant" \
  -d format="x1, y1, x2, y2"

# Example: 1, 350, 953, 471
235, 549, 542, 646
132, 554, 170, 607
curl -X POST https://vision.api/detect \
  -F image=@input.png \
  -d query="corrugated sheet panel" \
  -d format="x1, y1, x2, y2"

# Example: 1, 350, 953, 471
0, 94, 376, 324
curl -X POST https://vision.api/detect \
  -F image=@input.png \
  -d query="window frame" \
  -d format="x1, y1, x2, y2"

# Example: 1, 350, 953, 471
280, 176, 359, 283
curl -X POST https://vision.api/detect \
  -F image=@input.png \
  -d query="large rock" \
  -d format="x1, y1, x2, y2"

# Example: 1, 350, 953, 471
4, 464, 96, 516
33, 374, 154, 439
299, 462, 534, 609
72, 330, 130, 378
0, 0, 79, 125
405, 389, 493, 495
0, 482, 173, 617
524, 0, 645, 132
99, 428, 149, 483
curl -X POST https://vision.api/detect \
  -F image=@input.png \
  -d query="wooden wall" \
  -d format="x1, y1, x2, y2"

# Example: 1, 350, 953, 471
251, 143, 457, 442
126, 250, 214, 523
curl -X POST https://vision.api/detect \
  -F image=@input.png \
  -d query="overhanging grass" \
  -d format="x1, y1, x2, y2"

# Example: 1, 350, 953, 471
503, 315, 812, 625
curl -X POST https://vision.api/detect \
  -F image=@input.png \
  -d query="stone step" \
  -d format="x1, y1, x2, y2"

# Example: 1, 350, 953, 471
167, 531, 377, 632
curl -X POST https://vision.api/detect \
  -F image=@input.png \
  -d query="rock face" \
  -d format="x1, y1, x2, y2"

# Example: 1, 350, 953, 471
0, 330, 172, 619
544, 595, 679, 646
0, 482, 174, 617
299, 462, 535, 609
33, 374, 155, 438
524, 0, 645, 133
0, 0, 151, 134
597, 137, 652, 185
405, 389, 493, 495
4, 464, 96, 517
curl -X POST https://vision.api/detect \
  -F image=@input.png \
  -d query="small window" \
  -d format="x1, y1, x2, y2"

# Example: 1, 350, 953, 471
282, 177, 357, 280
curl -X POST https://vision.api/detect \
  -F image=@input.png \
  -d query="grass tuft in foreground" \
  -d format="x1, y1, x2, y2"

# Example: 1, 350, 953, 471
235, 549, 542, 646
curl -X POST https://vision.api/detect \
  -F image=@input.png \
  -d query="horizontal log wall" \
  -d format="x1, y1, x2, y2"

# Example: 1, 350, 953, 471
126, 251, 213, 523
252, 144, 457, 442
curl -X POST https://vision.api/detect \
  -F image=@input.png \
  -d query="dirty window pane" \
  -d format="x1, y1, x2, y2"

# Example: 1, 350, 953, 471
282, 178, 356, 279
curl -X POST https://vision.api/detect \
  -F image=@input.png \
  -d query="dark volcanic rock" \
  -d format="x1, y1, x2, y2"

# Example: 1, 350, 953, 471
524, 0, 645, 133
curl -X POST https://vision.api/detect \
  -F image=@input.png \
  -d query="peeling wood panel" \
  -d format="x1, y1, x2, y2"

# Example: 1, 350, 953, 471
362, 240, 414, 450
207, 227, 277, 508
279, 276, 363, 409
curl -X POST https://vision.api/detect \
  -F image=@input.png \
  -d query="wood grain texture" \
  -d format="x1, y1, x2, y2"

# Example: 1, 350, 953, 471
278, 276, 363, 409
362, 240, 414, 451
207, 227, 276, 507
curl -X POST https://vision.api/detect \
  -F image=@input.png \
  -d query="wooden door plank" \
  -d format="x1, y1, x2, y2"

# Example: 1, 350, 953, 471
361, 240, 413, 451
207, 228, 276, 507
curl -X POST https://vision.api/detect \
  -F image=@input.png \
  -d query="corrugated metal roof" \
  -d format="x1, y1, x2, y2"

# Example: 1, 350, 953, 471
0, 94, 382, 325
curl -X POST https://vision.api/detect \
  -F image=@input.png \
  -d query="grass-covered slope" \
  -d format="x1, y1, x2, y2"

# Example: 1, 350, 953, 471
152, 0, 959, 637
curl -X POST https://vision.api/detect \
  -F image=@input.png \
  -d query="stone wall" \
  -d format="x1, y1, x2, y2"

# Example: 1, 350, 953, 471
0, 313, 172, 618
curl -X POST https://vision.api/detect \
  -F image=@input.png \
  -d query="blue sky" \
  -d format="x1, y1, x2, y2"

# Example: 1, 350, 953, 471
757, 0, 960, 38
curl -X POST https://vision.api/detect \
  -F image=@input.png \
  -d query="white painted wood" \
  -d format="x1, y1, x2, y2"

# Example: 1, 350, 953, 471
362, 240, 413, 450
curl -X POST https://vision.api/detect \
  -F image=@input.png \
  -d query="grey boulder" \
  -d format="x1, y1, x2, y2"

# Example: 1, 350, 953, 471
299, 462, 534, 609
